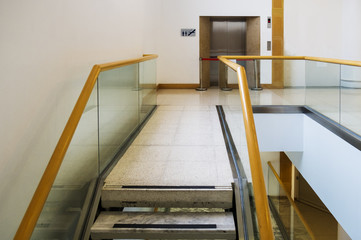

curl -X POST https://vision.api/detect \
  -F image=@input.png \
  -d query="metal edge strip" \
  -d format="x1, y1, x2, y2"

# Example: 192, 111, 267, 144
81, 105, 158, 239
252, 105, 361, 151
216, 105, 254, 240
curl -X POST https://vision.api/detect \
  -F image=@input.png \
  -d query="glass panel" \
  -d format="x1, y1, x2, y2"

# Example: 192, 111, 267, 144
139, 59, 157, 123
268, 163, 313, 240
98, 64, 140, 172
32, 84, 99, 240
340, 64, 361, 135
29, 58, 157, 240
249, 60, 306, 106
222, 75, 257, 238
305, 61, 340, 122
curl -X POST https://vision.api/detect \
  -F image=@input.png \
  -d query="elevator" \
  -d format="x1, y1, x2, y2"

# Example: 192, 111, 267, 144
199, 16, 260, 88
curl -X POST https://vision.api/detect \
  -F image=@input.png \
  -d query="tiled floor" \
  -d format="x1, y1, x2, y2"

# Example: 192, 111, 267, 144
105, 87, 358, 240
105, 103, 234, 189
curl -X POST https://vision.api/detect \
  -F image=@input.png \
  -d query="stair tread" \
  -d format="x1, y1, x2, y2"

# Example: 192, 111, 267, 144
101, 185, 233, 208
91, 211, 236, 239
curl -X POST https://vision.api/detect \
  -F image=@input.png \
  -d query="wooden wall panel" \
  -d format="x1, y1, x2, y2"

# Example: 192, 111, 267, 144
270, 0, 284, 88
280, 152, 292, 195
246, 17, 261, 89
199, 17, 211, 88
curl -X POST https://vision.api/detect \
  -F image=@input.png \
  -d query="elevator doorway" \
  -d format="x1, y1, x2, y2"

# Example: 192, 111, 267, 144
199, 16, 260, 88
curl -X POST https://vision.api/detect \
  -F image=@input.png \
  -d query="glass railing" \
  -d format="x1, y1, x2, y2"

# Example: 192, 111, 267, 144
219, 57, 274, 240
250, 58, 361, 136
220, 55, 361, 240
97, 59, 157, 172
222, 95, 272, 240
16, 55, 157, 240
32, 84, 99, 240
267, 161, 314, 240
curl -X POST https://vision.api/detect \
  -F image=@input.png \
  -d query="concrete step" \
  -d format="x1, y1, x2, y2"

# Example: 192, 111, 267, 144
91, 211, 236, 239
101, 185, 233, 208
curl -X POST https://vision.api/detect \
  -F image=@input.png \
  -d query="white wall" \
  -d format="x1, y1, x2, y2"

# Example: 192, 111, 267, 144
284, 0, 361, 87
295, 116, 361, 240
255, 114, 304, 152
254, 113, 361, 239
340, 0, 361, 87
0, 0, 160, 238
157, 0, 272, 84
284, 0, 343, 58
341, 0, 361, 61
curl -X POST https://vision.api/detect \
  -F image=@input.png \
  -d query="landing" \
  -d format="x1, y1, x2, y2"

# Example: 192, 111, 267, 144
102, 104, 234, 208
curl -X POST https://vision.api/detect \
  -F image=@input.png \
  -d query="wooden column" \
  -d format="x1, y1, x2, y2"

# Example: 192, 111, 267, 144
280, 152, 292, 195
246, 17, 261, 89
199, 17, 211, 88
267, 0, 284, 88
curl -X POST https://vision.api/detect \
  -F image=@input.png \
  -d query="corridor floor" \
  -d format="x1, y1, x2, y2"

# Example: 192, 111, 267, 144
104, 105, 234, 189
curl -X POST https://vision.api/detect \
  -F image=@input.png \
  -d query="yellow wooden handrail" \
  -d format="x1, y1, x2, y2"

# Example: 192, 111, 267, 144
218, 56, 274, 240
305, 56, 361, 67
14, 54, 158, 240
268, 162, 316, 240
217, 54, 360, 239
220, 55, 361, 67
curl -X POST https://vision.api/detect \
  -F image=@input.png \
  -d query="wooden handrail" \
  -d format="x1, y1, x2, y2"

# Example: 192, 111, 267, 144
218, 54, 359, 239
218, 56, 275, 240
221, 55, 306, 61
268, 162, 316, 240
99, 54, 158, 71
305, 56, 361, 67
220, 55, 361, 67
14, 54, 158, 240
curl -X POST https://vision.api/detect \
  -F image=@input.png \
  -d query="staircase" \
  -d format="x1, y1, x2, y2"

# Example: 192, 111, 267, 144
91, 211, 235, 240
90, 106, 237, 239
91, 184, 236, 239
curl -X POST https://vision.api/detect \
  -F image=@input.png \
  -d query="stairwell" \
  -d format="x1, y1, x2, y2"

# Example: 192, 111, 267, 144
90, 105, 236, 239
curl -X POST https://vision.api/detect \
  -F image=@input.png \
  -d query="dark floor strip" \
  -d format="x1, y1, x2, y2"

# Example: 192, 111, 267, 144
252, 105, 306, 114
113, 224, 217, 229
121, 186, 215, 189
216, 105, 251, 240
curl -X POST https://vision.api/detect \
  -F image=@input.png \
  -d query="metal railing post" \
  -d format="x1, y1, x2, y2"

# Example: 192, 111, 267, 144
221, 61, 232, 91
251, 59, 262, 91
196, 57, 207, 91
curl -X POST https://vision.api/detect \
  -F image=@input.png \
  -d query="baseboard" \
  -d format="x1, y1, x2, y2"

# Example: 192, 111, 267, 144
227, 84, 239, 89
261, 84, 284, 89
158, 84, 199, 89
157, 84, 240, 89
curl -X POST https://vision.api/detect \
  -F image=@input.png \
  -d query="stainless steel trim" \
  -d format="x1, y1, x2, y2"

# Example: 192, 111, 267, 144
252, 105, 361, 152
216, 105, 255, 240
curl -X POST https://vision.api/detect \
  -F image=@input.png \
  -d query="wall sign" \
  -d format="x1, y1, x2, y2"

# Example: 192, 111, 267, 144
181, 29, 196, 37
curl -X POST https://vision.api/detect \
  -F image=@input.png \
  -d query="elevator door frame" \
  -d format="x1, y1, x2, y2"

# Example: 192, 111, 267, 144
199, 16, 260, 88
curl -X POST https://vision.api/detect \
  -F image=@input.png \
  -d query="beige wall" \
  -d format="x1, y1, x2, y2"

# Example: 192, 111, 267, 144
0, 0, 160, 238
157, 0, 272, 85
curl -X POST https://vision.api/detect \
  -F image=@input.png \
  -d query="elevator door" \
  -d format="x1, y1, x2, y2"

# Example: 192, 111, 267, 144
209, 19, 247, 86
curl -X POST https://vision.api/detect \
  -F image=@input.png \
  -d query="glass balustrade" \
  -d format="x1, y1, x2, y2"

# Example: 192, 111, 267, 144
32, 84, 99, 240
31, 58, 157, 239
244, 58, 361, 137
340, 64, 361, 136
305, 61, 341, 123
222, 56, 360, 240
267, 162, 314, 240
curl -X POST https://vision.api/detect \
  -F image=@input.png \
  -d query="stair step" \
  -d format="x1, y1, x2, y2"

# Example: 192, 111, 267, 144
91, 211, 236, 239
101, 185, 233, 208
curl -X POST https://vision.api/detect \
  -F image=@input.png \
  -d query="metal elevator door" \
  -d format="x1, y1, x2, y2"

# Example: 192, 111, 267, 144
209, 19, 247, 86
